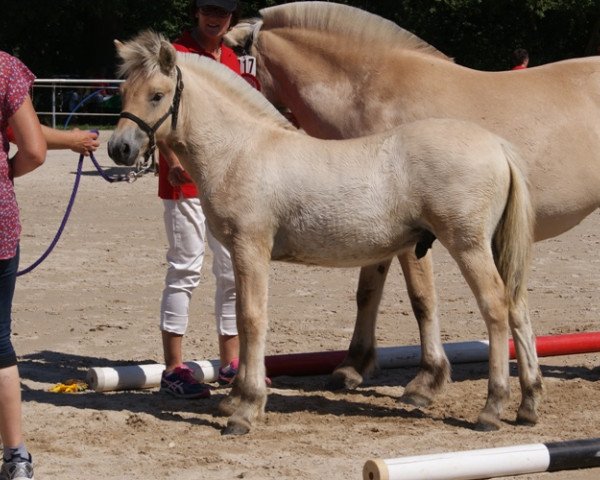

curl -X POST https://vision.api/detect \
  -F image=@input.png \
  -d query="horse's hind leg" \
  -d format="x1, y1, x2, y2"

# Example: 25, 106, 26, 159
330, 260, 391, 390
398, 249, 451, 407
453, 246, 511, 431
509, 298, 543, 425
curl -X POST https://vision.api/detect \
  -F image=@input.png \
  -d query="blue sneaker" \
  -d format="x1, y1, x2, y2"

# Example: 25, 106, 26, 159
217, 358, 272, 387
217, 358, 239, 386
160, 365, 211, 399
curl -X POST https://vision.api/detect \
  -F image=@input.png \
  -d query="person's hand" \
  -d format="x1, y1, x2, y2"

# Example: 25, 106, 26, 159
69, 128, 100, 156
167, 164, 193, 186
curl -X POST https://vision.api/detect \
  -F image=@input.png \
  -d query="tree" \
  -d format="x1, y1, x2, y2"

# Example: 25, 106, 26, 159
0, 0, 597, 77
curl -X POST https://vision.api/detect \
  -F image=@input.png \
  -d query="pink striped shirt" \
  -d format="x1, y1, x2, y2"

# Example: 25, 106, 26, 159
0, 51, 35, 259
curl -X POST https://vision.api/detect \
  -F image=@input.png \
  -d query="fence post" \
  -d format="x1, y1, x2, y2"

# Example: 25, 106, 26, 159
51, 84, 57, 128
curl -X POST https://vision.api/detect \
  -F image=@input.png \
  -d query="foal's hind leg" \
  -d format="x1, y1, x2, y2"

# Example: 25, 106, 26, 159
452, 246, 511, 431
330, 260, 391, 390
398, 249, 451, 407
509, 297, 543, 425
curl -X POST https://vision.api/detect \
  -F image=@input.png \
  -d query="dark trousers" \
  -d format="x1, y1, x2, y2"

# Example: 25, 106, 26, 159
0, 247, 19, 368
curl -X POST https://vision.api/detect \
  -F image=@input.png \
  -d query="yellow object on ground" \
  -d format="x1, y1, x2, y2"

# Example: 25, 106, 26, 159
49, 379, 88, 393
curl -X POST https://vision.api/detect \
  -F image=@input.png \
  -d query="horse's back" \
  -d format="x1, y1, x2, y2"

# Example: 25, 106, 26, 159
394, 118, 515, 224
269, 119, 515, 266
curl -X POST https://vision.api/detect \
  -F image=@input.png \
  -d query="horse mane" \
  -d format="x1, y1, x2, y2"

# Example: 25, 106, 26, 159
116, 30, 295, 132
177, 52, 297, 131
116, 30, 167, 79
259, 1, 451, 61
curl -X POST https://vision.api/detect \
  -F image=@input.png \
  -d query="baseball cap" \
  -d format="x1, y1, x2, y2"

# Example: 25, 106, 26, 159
196, 0, 237, 12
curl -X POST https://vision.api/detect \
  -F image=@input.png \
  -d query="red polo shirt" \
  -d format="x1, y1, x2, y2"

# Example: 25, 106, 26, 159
158, 31, 241, 199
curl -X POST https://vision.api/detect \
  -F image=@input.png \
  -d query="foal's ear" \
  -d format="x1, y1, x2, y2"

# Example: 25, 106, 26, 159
113, 39, 124, 58
158, 40, 177, 76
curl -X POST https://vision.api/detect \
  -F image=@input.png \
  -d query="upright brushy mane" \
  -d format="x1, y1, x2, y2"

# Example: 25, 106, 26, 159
259, 2, 450, 61
116, 30, 167, 79
118, 30, 295, 131
177, 52, 296, 131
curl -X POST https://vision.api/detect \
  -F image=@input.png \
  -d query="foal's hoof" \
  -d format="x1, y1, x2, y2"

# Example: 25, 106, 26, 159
475, 412, 502, 431
327, 367, 363, 391
218, 396, 239, 417
474, 421, 500, 432
399, 392, 433, 408
222, 421, 250, 436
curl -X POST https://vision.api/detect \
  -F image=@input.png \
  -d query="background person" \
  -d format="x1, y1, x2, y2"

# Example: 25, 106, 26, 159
511, 48, 529, 70
157, 0, 243, 399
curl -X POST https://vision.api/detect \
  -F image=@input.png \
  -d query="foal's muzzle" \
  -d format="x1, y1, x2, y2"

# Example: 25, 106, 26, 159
107, 130, 143, 167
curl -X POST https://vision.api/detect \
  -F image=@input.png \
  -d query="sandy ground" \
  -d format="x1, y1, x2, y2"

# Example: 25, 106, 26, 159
10, 132, 600, 479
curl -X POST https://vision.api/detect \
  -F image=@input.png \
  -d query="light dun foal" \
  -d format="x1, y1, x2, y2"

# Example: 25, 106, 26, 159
108, 31, 539, 434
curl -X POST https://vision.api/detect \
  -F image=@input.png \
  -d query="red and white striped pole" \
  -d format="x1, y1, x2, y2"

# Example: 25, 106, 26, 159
87, 331, 600, 391
264, 331, 600, 377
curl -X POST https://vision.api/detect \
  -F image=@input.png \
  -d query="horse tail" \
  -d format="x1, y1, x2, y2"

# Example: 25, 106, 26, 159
493, 140, 534, 308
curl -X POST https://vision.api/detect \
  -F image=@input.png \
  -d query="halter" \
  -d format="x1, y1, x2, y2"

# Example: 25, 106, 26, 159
119, 65, 184, 171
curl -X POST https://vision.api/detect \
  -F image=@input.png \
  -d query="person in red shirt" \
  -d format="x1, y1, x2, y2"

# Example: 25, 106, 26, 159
511, 48, 529, 70
158, 0, 244, 399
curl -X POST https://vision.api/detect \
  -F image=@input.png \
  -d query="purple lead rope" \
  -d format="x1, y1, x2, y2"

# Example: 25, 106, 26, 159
17, 131, 136, 276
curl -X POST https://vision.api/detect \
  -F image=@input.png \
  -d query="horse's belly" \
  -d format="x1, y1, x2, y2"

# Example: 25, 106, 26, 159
271, 227, 413, 267
533, 206, 599, 241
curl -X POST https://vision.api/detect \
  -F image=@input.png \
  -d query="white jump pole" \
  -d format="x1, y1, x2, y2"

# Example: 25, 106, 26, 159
87, 360, 220, 392
363, 438, 600, 480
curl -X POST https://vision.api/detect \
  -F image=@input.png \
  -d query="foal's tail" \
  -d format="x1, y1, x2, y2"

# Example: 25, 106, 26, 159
493, 141, 534, 307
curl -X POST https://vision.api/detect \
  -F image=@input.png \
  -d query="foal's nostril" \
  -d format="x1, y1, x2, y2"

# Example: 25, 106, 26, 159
121, 142, 131, 157
108, 139, 132, 164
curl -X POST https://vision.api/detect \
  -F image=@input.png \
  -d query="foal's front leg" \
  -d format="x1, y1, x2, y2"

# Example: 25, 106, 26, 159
220, 244, 270, 435
330, 260, 391, 390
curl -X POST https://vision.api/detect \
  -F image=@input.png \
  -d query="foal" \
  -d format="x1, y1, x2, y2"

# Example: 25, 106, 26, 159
108, 31, 538, 434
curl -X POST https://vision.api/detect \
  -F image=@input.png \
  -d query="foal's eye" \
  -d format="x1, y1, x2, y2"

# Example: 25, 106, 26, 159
151, 92, 164, 102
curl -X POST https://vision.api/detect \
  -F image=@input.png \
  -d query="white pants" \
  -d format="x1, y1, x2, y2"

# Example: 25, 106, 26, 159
160, 197, 237, 336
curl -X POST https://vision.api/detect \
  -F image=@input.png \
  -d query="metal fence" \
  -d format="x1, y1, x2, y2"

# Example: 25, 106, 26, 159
33, 78, 124, 128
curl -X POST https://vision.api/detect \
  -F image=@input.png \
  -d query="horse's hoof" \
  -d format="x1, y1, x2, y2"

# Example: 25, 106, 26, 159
327, 368, 363, 391
475, 412, 502, 431
222, 421, 250, 436
218, 396, 239, 417
516, 408, 538, 426
399, 392, 433, 408
474, 421, 500, 432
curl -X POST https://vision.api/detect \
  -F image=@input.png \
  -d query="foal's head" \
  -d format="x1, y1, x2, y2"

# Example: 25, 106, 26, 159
108, 31, 181, 167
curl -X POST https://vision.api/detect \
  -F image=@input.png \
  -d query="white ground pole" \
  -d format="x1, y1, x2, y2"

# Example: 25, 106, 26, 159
363, 438, 600, 480
87, 360, 221, 392
86, 340, 490, 392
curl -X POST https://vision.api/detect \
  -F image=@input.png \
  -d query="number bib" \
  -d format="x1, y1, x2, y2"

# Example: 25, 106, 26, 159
239, 55, 257, 76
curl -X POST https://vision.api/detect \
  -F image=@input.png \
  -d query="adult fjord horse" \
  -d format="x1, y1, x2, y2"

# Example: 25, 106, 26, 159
108, 31, 536, 434
225, 0, 600, 407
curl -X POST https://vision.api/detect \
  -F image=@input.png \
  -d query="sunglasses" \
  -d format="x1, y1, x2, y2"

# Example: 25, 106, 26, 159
199, 6, 232, 18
